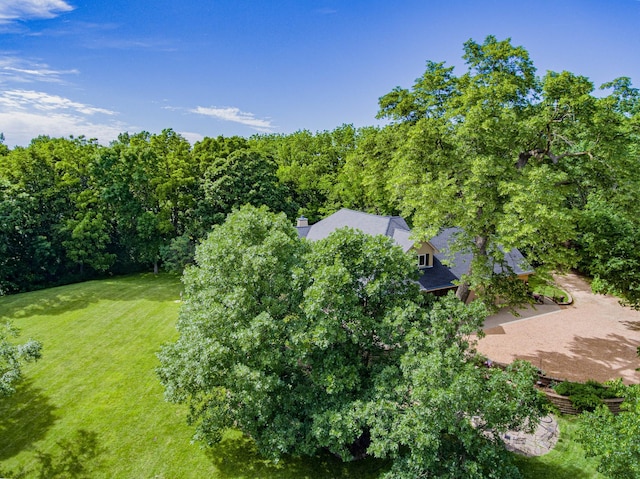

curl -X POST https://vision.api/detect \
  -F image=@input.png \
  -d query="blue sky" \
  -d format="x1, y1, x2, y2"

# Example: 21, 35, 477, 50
1, 0, 639, 147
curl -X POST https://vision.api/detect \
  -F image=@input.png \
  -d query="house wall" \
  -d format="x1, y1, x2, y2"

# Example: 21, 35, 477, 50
414, 242, 436, 268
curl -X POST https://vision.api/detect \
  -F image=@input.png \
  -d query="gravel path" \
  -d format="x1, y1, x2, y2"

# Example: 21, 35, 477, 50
476, 272, 640, 384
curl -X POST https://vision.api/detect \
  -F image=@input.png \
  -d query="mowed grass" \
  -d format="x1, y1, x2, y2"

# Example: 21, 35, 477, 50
0, 274, 388, 478
0, 274, 604, 478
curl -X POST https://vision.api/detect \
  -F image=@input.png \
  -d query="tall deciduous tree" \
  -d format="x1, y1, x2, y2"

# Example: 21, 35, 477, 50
202, 149, 296, 226
158, 205, 543, 478
378, 36, 634, 306
336, 126, 400, 214
0, 136, 102, 289
577, 194, 640, 308
252, 125, 357, 221
95, 130, 193, 273
577, 385, 640, 479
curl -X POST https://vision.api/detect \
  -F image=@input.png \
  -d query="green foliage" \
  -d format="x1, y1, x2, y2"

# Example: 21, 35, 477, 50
0, 136, 101, 290
553, 380, 623, 412
336, 126, 400, 214
577, 194, 640, 308
158, 205, 544, 478
202, 148, 297, 227
160, 234, 196, 273
577, 385, 640, 478
376, 35, 637, 307
0, 321, 42, 397
251, 125, 357, 221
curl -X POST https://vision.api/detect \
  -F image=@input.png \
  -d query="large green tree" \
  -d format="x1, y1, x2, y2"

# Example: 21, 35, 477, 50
577, 194, 640, 308
577, 385, 640, 479
158, 205, 542, 478
252, 125, 357, 221
0, 136, 103, 290
201, 149, 297, 227
377, 36, 635, 305
94, 130, 194, 273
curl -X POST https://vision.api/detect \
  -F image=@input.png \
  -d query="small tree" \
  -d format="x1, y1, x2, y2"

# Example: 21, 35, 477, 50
158, 205, 543, 478
1, 321, 42, 397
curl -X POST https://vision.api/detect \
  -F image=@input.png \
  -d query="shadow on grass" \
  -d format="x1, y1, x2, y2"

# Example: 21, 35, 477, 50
0, 429, 104, 479
207, 431, 389, 479
0, 273, 181, 319
0, 380, 57, 460
33, 429, 104, 478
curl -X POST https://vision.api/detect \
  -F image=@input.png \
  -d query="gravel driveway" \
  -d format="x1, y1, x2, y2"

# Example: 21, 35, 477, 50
476, 272, 640, 384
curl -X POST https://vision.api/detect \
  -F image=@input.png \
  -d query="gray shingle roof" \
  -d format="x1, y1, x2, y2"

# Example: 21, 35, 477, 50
298, 209, 411, 248
296, 209, 533, 292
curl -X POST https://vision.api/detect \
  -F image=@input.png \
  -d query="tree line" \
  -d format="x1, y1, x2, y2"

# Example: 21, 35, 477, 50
1, 36, 639, 307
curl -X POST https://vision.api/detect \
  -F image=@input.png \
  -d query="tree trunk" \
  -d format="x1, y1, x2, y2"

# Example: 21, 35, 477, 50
456, 280, 472, 303
455, 234, 488, 303
154, 260, 159, 274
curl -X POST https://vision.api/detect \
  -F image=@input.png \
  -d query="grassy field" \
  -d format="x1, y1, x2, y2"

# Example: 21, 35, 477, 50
0, 274, 602, 478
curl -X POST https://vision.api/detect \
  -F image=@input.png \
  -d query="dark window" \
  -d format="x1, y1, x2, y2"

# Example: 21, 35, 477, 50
418, 254, 431, 268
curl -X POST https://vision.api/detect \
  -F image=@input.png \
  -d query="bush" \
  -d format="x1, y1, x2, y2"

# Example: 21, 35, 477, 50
553, 379, 624, 412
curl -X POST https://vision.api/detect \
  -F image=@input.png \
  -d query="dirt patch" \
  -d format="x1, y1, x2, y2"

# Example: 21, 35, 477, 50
476, 273, 640, 384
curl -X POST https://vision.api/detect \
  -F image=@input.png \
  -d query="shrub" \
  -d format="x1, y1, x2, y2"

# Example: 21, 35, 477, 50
553, 379, 624, 412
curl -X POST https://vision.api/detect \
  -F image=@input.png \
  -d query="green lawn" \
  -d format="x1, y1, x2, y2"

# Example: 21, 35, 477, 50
0, 274, 602, 478
529, 275, 571, 303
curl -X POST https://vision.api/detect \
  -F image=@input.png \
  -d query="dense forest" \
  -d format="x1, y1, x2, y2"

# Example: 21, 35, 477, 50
1, 36, 639, 307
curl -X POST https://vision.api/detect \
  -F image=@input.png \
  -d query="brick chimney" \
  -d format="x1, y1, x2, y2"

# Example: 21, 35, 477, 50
296, 216, 308, 227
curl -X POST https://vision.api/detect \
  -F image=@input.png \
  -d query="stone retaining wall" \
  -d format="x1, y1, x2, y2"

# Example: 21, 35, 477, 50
541, 389, 625, 415
489, 360, 626, 415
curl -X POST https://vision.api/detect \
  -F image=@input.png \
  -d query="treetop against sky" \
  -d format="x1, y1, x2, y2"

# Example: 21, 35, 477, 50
0, 0, 639, 147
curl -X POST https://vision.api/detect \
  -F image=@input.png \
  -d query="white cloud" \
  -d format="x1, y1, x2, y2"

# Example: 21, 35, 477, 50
0, 89, 128, 147
1, 90, 115, 115
191, 106, 275, 132
177, 131, 204, 145
0, 0, 74, 24
0, 55, 79, 84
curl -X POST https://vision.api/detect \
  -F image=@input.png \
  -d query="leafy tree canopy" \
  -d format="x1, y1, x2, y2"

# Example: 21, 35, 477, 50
577, 194, 640, 308
577, 385, 640, 479
158, 205, 543, 478
377, 36, 638, 306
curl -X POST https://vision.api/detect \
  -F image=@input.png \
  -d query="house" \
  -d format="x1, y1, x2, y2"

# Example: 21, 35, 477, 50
295, 208, 533, 295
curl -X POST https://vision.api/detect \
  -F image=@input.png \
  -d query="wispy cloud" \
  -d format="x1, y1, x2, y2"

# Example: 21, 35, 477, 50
0, 89, 128, 146
0, 55, 78, 84
191, 106, 275, 132
0, 89, 115, 115
178, 131, 205, 145
0, 0, 74, 24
